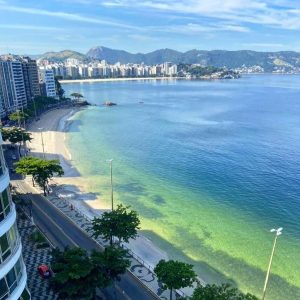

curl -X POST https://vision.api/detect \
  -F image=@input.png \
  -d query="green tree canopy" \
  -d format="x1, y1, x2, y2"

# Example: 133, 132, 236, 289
92, 204, 140, 245
154, 259, 197, 300
9, 111, 29, 122
70, 92, 84, 101
1, 127, 32, 156
50, 247, 108, 300
91, 245, 130, 299
1, 127, 32, 144
190, 284, 258, 300
92, 245, 130, 283
15, 156, 64, 195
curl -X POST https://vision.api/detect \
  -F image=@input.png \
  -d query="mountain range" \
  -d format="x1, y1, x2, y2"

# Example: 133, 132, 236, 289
37, 46, 300, 71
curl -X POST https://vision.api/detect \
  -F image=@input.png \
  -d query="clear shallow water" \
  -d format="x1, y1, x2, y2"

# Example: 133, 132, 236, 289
63, 76, 300, 299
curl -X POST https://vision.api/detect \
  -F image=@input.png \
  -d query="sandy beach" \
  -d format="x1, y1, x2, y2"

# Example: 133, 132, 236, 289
60, 76, 179, 84
28, 107, 169, 269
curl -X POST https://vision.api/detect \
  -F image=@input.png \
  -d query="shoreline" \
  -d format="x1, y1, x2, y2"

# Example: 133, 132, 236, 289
60, 76, 179, 84
27, 107, 172, 275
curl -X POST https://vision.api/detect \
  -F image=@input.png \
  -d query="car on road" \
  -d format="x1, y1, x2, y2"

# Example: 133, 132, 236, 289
11, 155, 17, 160
37, 264, 52, 279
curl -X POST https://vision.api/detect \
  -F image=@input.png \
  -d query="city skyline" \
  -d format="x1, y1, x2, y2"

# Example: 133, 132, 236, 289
1, 0, 300, 54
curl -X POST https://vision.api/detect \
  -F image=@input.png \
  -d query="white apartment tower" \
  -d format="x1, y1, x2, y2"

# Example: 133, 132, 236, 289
38, 68, 57, 98
0, 134, 30, 299
0, 58, 27, 116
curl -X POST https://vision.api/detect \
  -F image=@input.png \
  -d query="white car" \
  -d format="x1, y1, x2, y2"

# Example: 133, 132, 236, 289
11, 155, 17, 160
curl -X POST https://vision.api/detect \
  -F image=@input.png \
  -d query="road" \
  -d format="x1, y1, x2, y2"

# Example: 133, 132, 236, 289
13, 179, 158, 300
4, 143, 158, 300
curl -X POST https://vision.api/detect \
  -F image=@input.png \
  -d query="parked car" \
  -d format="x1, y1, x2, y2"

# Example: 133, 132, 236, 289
11, 155, 17, 160
37, 264, 51, 278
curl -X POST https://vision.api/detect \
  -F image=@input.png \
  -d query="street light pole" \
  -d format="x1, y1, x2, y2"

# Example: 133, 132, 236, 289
106, 159, 114, 211
262, 227, 283, 300
38, 127, 46, 159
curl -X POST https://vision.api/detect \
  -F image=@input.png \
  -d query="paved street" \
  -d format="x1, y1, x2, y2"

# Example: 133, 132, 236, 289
13, 179, 161, 300
5, 145, 173, 299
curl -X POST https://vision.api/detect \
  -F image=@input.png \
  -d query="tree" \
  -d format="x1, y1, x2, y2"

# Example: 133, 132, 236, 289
190, 284, 258, 300
1, 127, 32, 156
14, 156, 39, 186
92, 204, 140, 245
70, 92, 84, 102
50, 247, 108, 300
154, 259, 197, 300
9, 111, 29, 123
91, 246, 130, 299
55, 76, 65, 99
15, 157, 64, 195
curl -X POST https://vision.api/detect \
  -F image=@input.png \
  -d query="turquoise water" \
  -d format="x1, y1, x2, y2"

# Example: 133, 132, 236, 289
63, 76, 300, 299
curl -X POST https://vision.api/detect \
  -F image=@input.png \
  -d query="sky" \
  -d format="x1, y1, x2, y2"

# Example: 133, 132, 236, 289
0, 0, 300, 54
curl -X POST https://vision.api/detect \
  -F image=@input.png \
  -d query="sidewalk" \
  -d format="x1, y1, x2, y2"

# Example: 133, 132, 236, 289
23, 177, 185, 300
17, 208, 58, 300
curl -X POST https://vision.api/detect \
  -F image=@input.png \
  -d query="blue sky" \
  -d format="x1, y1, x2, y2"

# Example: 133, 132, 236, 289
0, 0, 300, 54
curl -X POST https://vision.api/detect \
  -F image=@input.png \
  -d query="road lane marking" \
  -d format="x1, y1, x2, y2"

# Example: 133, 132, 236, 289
32, 201, 79, 247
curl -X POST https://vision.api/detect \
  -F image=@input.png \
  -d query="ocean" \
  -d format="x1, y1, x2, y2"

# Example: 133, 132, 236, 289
63, 75, 300, 299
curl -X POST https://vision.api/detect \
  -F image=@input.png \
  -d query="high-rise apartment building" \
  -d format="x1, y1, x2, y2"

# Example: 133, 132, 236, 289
0, 57, 27, 116
38, 68, 57, 98
0, 134, 30, 299
21, 57, 40, 102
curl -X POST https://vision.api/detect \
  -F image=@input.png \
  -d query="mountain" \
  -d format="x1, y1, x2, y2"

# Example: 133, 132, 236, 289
37, 47, 300, 71
37, 50, 86, 62
86, 47, 300, 71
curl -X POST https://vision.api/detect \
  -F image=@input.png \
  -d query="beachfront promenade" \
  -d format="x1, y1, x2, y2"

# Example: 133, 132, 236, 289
6, 106, 187, 299
12, 178, 166, 300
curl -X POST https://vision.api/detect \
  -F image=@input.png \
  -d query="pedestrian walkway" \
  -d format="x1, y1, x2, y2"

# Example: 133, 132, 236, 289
17, 210, 58, 300
24, 177, 185, 300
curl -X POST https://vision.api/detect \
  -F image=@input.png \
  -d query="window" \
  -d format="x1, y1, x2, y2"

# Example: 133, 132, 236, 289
0, 234, 10, 261
0, 146, 5, 176
2, 191, 10, 216
0, 188, 12, 221
0, 225, 19, 263
0, 257, 24, 300
6, 269, 17, 292
0, 278, 8, 299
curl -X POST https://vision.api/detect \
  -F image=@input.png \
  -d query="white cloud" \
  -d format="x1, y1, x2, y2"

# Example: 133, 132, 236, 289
151, 22, 250, 34
0, 24, 59, 31
128, 34, 158, 41
242, 43, 284, 48
0, 3, 136, 30
101, 0, 300, 30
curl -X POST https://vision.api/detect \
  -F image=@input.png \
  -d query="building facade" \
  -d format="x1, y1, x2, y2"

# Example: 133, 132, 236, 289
0, 58, 27, 116
38, 68, 56, 98
0, 134, 30, 299
21, 57, 40, 102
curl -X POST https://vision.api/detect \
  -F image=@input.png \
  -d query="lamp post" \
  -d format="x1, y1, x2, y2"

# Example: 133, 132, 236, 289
262, 227, 283, 300
106, 159, 114, 211
38, 127, 46, 159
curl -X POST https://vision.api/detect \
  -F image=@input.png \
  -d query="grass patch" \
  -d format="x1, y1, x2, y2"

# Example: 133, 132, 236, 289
30, 230, 49, 248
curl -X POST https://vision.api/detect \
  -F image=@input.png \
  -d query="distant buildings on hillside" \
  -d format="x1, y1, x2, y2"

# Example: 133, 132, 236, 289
0, 55, 57, 119
37, 58, 178, 79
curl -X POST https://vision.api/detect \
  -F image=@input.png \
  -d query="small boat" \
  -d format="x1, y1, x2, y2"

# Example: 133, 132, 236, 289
139, 101, 144, 104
